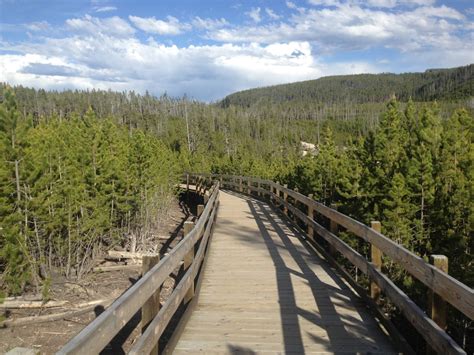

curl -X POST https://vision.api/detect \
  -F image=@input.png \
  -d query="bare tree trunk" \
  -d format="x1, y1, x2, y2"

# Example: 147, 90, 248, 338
34, 217, 48, 279
185, 101, 192, 153
66, 206, 72, 278
15, 161, 21, 202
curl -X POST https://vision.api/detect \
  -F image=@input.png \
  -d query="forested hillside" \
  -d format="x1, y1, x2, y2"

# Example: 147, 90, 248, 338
221, 64, 474, 106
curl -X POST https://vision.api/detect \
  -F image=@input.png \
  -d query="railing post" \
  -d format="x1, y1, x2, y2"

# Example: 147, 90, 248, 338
220, 175, 223, 188
183, 221, 195, 304
239, 176, 243, 193
142, 254, 160, 355
202, 177, 206, 195
275, 182, 280, 206
307, 194, 314, 239
293, 188, 299, 223
429, 255, 448, 328
186, 173, 189, 192
370, 221, 382, 302
257, 181, 261, 197
329, 204, 338, 257
247, 179, 251, 195
197, 204, 204, 217
426, 255, 448, 355
283, 184, 288, 215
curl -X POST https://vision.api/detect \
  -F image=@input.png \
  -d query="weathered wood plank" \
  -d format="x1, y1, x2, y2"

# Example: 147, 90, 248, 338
129, 195, 219, 355
370, 221, 382, 302
273, 182, 473, 320
272, 192, 465, 354
141, 254, 160, 355
172, 190, 396, 354
58, 184, 219, 355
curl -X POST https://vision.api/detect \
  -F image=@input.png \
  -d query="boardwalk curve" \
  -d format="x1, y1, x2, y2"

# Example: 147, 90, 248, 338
172, 190, 396, 354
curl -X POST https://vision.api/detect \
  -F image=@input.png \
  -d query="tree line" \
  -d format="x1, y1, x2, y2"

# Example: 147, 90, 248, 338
221, 64, 474, 106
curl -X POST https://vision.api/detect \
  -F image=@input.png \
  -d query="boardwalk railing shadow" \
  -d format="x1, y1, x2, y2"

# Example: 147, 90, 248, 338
190, 188, 391, 353
247, 196, 383, 353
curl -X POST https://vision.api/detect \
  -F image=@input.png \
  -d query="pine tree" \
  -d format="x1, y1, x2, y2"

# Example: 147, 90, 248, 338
433, 109, 473, 285
403, 105, 442, 254
336, 137, 364, 219
382, 173, 413, 247
364, 99, 408, 222
316, 125, 339, 205
0, 88, 32, 294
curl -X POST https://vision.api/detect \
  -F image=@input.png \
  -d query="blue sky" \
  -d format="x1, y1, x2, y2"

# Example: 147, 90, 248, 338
1, 0, 473, 101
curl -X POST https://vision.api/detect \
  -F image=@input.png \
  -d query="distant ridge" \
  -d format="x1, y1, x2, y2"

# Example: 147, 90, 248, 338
221, 64, 473, 107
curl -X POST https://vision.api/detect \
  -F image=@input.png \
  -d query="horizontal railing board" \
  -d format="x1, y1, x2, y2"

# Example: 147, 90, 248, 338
273, 194, 368, 274
272, 182, 473, 320
129, 195, 219, 355
366, 261, 466, 355
274, 194, 465, 355
58, 182, 219, 355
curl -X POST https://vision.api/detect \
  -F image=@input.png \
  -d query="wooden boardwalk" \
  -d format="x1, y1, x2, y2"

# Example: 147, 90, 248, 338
172, 190, 396, 354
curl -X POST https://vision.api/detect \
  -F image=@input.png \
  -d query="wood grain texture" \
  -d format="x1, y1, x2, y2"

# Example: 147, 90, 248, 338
173, 190, 395, 354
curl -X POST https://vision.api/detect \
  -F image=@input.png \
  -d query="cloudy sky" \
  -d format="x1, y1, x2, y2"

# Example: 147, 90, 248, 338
1, 0, 473, 101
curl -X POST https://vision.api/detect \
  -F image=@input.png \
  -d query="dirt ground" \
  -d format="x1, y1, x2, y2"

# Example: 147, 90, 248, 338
0, 192, 196, 355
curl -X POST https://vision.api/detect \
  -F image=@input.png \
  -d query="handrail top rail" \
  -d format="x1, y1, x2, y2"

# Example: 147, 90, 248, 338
59, 181, 220, 355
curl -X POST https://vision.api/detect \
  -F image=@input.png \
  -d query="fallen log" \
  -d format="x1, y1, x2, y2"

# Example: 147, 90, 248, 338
4, 295, 43, 302
92, 264, 141, 272
107, 251, 144, 260
0, 298, 115, 328
0, 300, 69, 309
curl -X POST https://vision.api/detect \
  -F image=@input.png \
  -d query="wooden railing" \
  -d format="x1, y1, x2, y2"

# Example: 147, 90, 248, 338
58, 179, 219, 355
190, 173, 472, 355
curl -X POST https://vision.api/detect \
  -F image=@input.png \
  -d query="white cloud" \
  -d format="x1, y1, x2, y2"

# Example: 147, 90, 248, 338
129, 15, 190, 35
192, 16, 228, 30
308, 0, 341, 6
1, 4, 472, 101
402, 0, 436, 6
208, 3, 470, 55
94, 6, 117, 13
66, 14, 135, 36
365, 0, 398, 8
265, 8, 281, 20
246, 7, 262, 23
25, 21, 51, 31
412, 5, 464, 20
286, 1, 298, 9
1, 30, 379, 100
308, 0, 438, 8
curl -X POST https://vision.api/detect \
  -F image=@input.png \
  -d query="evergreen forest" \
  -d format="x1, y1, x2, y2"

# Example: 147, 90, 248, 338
0, 65, 472, 351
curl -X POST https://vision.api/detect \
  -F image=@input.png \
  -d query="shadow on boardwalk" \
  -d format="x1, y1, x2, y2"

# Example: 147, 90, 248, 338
172, 190, 395, 354
226, 189, 388, 353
